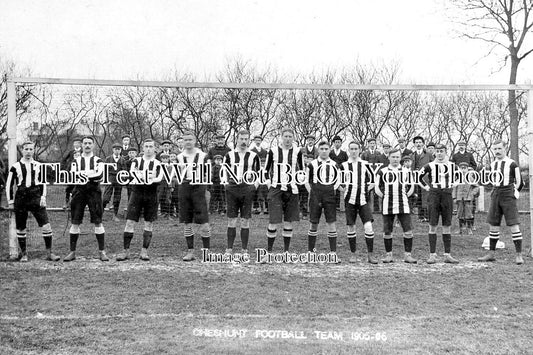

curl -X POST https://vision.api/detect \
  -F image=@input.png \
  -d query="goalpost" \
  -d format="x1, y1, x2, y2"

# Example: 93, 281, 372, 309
6, 78, 533, 258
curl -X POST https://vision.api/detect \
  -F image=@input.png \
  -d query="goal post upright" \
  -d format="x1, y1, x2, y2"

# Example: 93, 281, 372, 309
528, 88, 533, 257
7, 80, 18, 258
5, 78, 533, 258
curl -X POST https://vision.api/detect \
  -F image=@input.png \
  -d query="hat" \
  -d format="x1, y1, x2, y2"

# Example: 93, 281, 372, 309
73, 137, 83, 143
367, 137, 376, 143
128, 147, 138, 152
434, 143, 446, 150
253, 135, 263, 140
306, 135, 316, 140
398, 137, 406, 143
213, 154, 223, 160
457, 140, 466, 145
412, 136, 425, 144
215, 134, 225, 139
159, 152, 169, 158
121, 134, 130, 139
401, 155, 412, 163
161, 139, 172, 145
458, 162, 469, 168
112, 143, 122, 149
332, 135, 342, 142
426, 142, 435, 148
382, 143, 391, 148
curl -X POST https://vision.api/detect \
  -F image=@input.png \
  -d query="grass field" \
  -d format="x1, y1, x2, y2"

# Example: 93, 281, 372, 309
1, 209, 532, 354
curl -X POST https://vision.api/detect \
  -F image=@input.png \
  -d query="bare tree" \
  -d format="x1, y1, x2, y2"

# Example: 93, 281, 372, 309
449, 0, 533, 163
0, 59, 33, 151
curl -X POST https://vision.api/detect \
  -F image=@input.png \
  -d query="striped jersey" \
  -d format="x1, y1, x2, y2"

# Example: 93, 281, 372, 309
306, 158, 340, 190
419, 161, 456, 189
71, 154, 104, 183
490, 157, 524, 190
222, 149, 261, 185
378, 166, 411, 215
264, 145, 304, 193
6, 159, 45, 203
130, 156, 163, 185
340, 159, 372, 205
176, 149, 210, 182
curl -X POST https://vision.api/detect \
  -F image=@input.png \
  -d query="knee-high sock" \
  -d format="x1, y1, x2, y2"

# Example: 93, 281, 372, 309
347, 231, 356, 253
241, 228, 249, 250
227, 227, 236, 249
142, 230, 152, 249
428, 233, 437, 254
123, 232, 134, 249
308, 230, 317, 252
70, 233, 79, 252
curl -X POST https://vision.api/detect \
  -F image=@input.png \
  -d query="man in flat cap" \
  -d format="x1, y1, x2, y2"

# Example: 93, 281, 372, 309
156, 139, 173, 160
426, 142, 436, 160
451, 140, 476, 169
304, 135, 318, 159
412, 136, 433, 222
380, 143, 392, 166
329, 135, 348, 211
121, 135, 132, 158
207, 134, 231, 162
103, 143, 127, 221
398, 137, 413, 158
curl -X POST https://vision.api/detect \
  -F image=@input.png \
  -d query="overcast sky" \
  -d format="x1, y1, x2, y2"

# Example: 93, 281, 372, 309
1, 0, 532, 84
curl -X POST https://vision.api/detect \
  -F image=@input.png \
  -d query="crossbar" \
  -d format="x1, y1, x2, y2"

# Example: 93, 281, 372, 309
9, 77, 533, 91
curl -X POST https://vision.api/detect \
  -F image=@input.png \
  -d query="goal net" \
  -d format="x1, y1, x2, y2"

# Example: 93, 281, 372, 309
2, 78, 532, 257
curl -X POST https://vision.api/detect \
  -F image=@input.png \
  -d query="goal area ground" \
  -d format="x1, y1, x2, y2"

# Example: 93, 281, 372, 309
1, 79, 533, 354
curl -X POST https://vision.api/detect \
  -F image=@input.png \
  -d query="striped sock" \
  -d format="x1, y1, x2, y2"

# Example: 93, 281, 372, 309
489, 231, 499, 251
266, 228, 276, 252
282, 228, 293, 252
95, 233, 105, 251
347, 231, 356, 253
42, 230, 53, 250
308, 230, 318, 252
512, 231, 522, 253
365, 232, 374, 253
328, 231, 337, 252
184, 226, 194, 249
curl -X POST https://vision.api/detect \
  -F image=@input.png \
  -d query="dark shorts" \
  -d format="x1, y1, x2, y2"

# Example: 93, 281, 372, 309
427, 189, 453, 227
70, 183, 103, 224
126, 186, 159, 222
383, 214, 412, 234
226, 184, 254, 219
345, 202, 373, 225
267, 187, 300, 224
14, 187, 49, 230
487, 187, 520, 226
256, 185, 268, 201
178, 183, 209, 224
309, 187, 336, 224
